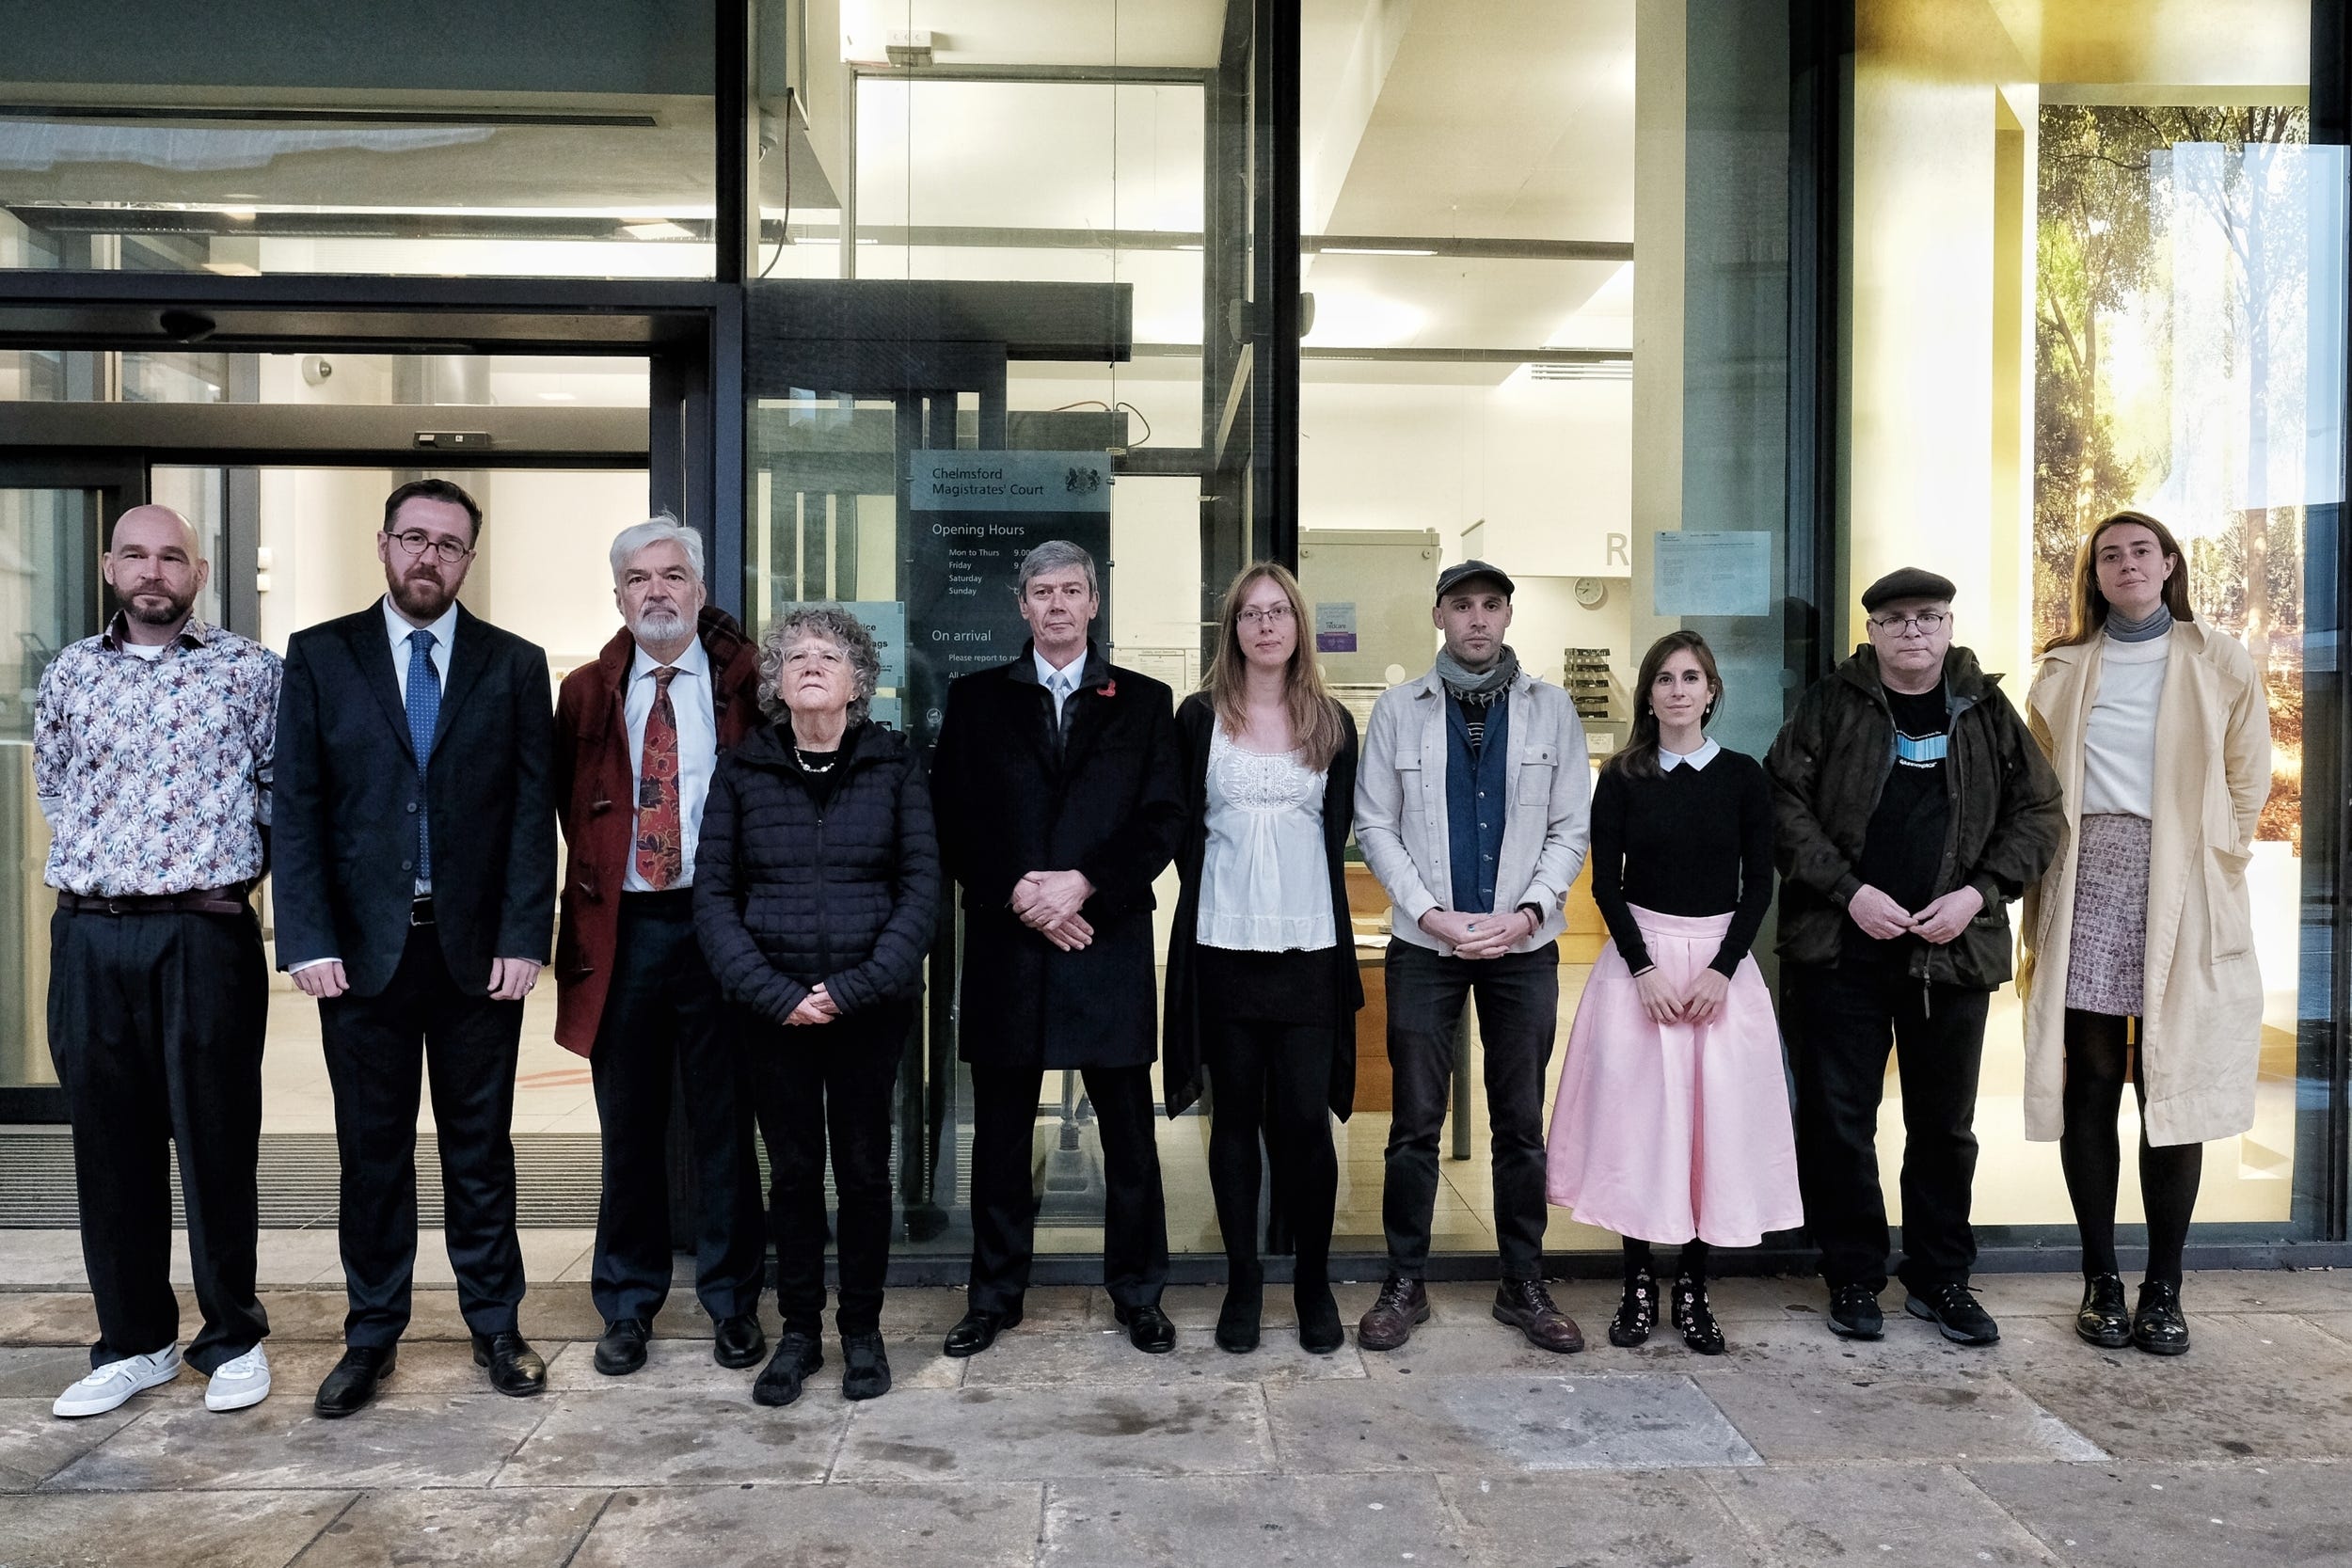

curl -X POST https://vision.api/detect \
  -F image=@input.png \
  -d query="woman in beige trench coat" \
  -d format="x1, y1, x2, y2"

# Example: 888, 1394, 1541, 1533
2021, 509, 2271, 1358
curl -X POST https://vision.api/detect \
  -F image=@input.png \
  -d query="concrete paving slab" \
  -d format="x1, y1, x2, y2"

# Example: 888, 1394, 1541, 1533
261, 1338, 512, 1398
1705, 1464, 2065, 1566
570, 1482, 1045, 1567
1438, 1469, 1771, 1568
1964, 1458, 2352, 1568
0, 1232, 88, 1289
0, 1346, 96, 1400
0, 1293, 108, 1346
0, 1396, 145, 1491
1042, 1473, 1473, 1565
834, 1384, 1274, 1481
1356, 1320, 1597, 1381
1996, 1313, 2352, 1461
2298, 1309, 2352, 1347
542, 1334, 963, 1394
43, 1393, 549, 1491
288, 1487, 607, 1567
961, 1325, 1364, 1387
494, 1386, 848, 1486
1266, 1373, 1759, 1474
1692, 1368, 2104, 1464
0, 1489, 352, 1568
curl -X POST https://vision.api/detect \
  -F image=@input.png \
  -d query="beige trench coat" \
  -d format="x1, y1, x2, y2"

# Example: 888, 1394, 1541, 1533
2019, 620, 2273, 1147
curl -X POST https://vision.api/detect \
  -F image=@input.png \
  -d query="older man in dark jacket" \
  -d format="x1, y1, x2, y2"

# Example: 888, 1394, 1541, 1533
930, 540, 1186, 1359
1767, 567, 2062, 1349
552, 519, 768, 1380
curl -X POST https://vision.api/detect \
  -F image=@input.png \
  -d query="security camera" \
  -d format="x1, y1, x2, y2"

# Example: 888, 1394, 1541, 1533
300, 355, 334, 387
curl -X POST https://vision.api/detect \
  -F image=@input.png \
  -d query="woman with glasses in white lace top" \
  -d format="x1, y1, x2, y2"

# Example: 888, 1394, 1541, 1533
1163, 563, 1364, 1358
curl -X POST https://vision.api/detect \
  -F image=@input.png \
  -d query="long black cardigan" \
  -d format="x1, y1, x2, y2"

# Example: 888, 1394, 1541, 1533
1160, 691, 1364, 1120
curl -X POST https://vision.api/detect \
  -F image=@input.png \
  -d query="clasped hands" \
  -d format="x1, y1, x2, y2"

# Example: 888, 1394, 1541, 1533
1417, 905, 1539, 961
1845, 882, 1983, 945
1012, 868, 1096, 952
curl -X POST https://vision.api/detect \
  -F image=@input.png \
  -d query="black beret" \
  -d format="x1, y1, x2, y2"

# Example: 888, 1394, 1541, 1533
1861, 567, 1958, 613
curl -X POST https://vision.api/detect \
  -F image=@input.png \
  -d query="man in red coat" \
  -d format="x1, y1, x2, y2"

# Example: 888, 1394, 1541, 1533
553, 517, 767, 1376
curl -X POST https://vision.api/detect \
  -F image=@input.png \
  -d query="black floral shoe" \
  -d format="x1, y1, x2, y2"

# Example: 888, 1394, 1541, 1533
1672, 1276, 1725, 1355
1609, 1268, 1658, 1348
2132, 1280, 2191, 1356
2075, 1273, 2131, 1349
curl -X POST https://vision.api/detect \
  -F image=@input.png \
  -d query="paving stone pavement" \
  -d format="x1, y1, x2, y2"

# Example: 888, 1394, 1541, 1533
0, 1263, 2348, 1566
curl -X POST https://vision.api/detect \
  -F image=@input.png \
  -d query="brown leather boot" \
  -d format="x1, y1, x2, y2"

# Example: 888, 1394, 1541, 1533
1493, 1278, 1585, 1354
1356, 1275, 1430, 1352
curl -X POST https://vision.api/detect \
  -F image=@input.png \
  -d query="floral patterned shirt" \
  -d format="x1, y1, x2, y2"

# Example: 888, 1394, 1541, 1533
33, 615, 280, 896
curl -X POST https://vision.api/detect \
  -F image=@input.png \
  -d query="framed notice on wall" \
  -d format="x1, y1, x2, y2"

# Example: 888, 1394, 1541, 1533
1651, 531, 1773, 618
904, 451, 1113, 750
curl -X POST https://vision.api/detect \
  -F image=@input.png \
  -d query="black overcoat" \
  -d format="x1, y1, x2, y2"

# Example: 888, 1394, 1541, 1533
273, 600, 557, 997
1160, 692, 1364, 1120
930, 642, 1184, 1070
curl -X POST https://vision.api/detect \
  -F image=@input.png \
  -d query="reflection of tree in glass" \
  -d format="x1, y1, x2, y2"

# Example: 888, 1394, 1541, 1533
2035, 103, 2312, 844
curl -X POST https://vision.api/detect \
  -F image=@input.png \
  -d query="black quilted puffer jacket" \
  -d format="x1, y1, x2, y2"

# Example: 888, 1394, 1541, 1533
691, 719, 941, 1027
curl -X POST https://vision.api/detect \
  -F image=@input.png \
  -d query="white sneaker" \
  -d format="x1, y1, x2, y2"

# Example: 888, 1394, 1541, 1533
204, 1344, 272, 1412
53, 1345, 182, 1418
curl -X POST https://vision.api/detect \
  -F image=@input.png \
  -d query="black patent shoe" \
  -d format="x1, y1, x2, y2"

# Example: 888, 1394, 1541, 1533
753, 1331, 823, 1406
713, 1313, 767, 1370
471, 1331, 548, 1396
1609, 1269, 1658, 1348
1115, 1301, 1178, 1354
1672, 1276, 1726, 1355
840, 1332, 892, 1400
2132, 1280, 2191, 1356
313, 1345, 394, 1418
1216, 1279, 1263, 1355
2075, 1274, 2132, 1349
943, 1306, 1022, 1358
593, 1318, 649, 1376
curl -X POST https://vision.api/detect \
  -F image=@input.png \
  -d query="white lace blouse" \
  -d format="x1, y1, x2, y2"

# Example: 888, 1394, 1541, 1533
1197, 726, 1335, 952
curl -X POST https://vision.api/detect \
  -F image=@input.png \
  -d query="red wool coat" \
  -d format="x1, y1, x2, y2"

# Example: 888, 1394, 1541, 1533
551, 607, 765, 1053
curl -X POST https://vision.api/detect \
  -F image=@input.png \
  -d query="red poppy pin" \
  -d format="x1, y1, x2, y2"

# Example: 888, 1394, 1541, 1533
1100, 678, 1117, 698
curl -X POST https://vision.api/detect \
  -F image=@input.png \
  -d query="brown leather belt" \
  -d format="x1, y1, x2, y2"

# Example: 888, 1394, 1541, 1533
57, 887, 250, 917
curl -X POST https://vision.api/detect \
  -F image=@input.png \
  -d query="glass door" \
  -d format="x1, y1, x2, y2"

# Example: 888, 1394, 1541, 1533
0, 467, 136, 1120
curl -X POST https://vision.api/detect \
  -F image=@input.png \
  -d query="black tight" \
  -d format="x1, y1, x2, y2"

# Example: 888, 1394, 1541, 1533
1205, 1019, 1339, 1289
2057, 1009, 2202, 1288
1624, 1237, 1709, 1283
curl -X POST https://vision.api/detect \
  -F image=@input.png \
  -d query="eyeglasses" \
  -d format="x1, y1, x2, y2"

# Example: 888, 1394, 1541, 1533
1868, 610, 1948, 634
1236, 604, 1295, 627
383, 529, 473, 565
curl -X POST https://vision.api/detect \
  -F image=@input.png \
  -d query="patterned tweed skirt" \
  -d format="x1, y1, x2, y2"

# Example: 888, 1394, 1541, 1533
2065, 812, 2152, 1016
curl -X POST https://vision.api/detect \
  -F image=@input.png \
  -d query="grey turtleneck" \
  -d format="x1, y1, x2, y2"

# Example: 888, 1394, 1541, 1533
2105, 602, 2174, 643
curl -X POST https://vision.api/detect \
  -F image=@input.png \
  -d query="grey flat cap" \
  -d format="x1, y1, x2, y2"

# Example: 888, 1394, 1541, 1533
1435, 559, 1516, 601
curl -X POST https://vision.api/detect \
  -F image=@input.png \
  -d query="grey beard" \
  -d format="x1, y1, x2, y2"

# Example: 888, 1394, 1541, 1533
126, 592, 195, 626
632, 607, 689, 644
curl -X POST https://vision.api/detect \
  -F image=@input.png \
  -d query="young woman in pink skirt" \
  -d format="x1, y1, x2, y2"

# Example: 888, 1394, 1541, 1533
1545, 631, 1803, 1354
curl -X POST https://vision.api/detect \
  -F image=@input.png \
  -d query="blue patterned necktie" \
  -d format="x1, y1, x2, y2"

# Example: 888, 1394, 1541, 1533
405, 628, 439, 883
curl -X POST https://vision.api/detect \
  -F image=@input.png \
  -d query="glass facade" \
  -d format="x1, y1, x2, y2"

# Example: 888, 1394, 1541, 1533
0, 0, 2345, 1270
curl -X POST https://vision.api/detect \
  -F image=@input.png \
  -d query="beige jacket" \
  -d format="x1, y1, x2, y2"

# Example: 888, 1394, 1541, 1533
2020, 620, 2273, 1146
1355, 666, 1591, 953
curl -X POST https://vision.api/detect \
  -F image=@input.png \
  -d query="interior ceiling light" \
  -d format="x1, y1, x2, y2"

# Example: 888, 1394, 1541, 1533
619, 219, 693, 241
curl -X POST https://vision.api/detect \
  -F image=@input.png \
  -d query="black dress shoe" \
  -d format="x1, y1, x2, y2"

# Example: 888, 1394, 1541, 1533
470, 1331, 548, 1396
594, 1318, 649, 1377
1115, 1302, 1177, 1354
943, 1307, 1022, 1358
2076, 1274, 2132, 1349
313, 1345, 394, 1418
2133, 1279, 2191, 1356
753, 1332, 822, 1407
713, 1313, 767, 1370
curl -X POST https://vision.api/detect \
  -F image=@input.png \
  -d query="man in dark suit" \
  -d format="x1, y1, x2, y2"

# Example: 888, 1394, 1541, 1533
930, 539, 1185, 1358
275, 478, 558, 1417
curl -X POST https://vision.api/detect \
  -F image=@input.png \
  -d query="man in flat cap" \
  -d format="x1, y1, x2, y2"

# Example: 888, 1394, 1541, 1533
1355, 559, 1591, 1356
1766, 568, 2060, 1346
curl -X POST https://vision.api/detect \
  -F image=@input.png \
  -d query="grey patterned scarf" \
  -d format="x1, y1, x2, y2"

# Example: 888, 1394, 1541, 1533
1435, 643, 1520, 705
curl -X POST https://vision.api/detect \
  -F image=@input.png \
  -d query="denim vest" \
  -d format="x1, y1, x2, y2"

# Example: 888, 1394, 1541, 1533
1445, 690, 1511, 915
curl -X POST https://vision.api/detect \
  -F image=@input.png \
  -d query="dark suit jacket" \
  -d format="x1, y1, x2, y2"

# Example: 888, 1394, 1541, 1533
274, 599, 558, 998
930, 641, 1183, 1070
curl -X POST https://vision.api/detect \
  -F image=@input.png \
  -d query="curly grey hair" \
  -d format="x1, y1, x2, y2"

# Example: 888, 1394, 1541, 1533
759, 605, 883, 725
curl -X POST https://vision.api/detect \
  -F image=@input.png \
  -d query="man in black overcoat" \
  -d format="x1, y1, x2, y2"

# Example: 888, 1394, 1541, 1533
930, 539, 1185, 1357
275, 478, 558, 1417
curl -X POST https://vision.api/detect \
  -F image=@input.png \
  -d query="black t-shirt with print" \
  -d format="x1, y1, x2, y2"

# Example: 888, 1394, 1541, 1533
1846, 682, 1949, 965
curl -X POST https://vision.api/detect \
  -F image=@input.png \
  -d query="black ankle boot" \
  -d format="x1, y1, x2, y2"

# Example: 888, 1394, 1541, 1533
2132, 1279, 2190, 1356
1609, 1268, 1658, 1348
1295, 1273, 1343, 1354
1672, 1276, 1725, 1355
2075, 1273, 2131, 1349
1216, 1267, 1263, 1354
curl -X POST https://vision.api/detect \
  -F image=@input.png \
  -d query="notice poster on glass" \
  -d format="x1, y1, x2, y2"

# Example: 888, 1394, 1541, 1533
905, 451, 1113, 750
1651, 531, 1773, 618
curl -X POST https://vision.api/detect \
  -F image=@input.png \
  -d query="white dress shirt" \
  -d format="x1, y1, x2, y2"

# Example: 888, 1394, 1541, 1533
623, 634, 717, 891
1033, 645, 1088, 725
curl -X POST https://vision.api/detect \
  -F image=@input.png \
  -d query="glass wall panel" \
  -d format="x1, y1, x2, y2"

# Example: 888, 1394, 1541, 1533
1849, 0, 2338, 1238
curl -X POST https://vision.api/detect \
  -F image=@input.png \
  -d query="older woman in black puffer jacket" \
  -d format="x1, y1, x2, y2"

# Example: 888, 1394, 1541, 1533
694, 605, 939, 1409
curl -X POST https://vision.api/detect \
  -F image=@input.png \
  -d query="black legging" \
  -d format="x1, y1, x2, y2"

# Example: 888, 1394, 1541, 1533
1623, 1237, 1709, 1282
2057, 1008, 2202, 1288
1205, 1018, 1338, 1288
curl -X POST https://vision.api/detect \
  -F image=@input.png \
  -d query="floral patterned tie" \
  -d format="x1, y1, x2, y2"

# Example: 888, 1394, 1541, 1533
634, 666, 683, 889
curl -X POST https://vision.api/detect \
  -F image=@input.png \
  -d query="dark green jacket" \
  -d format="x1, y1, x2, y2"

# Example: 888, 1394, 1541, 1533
1764, 644, 2063, 988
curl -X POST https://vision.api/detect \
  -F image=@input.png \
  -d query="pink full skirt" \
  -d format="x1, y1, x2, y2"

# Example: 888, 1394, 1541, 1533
1545, 906, 1804, 1247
